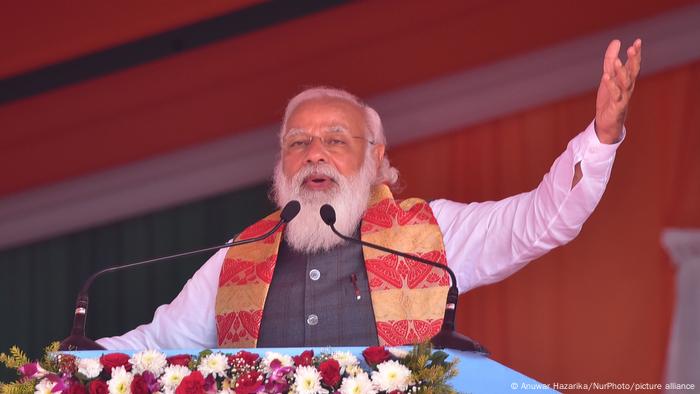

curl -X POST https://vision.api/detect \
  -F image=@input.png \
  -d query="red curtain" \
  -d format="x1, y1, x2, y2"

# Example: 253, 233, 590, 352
391, 61, 700, 385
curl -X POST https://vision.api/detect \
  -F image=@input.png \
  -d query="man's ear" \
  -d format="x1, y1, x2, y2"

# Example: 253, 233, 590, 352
373, 143, 386, 170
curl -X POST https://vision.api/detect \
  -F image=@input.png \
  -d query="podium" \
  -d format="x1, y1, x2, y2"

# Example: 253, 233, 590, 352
68, 346, 556, 393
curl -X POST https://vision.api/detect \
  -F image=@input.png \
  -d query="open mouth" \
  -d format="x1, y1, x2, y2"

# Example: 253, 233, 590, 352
303, 174, 336, 190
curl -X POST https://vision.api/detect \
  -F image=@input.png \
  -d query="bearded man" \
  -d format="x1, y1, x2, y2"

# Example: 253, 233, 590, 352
97, 39, 642, 350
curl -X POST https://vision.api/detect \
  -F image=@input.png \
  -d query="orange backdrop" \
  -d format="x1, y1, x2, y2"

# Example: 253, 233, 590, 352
390, 61, 700, 385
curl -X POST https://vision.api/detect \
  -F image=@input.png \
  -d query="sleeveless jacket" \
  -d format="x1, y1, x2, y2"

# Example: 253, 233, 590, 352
215, 184, 450, 347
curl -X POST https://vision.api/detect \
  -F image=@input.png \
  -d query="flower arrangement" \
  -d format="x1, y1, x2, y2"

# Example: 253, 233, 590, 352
0, 342, 458, 394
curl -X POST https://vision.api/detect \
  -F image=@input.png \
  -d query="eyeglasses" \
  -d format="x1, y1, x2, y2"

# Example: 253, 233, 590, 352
282, 131, 375, 154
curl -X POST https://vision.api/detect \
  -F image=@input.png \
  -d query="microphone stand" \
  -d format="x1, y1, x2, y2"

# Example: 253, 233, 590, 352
59, 201, 300, 351
320, 204, 489, 354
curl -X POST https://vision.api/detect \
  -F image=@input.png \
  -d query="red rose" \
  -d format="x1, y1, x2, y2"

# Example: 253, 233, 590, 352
67, 381, 87, 394
88, 379, 108, 394
99, 353, 131, 374
167, 354, 193, 367
292, 350, 314, 367
175, 371, 205, 394
131, 375, 149, 394
388, 391, 403, 394
362, 346, 391, 366
235, 371, 264, 394
319, 359, 341, 388
227, 350, 259, 366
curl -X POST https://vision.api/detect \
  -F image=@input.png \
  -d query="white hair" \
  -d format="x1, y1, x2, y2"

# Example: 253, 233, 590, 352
279, 86, 399, 187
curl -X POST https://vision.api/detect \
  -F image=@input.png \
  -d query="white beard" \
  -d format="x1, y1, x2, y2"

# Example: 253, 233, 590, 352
272, 156, 376, 253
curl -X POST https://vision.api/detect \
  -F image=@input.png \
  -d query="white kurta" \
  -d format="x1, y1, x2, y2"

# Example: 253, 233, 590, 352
98, 121, 623, 350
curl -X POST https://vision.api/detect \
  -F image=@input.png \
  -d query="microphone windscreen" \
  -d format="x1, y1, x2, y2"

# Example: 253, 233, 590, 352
320, 204, 336, 225
280, 200, 301, 223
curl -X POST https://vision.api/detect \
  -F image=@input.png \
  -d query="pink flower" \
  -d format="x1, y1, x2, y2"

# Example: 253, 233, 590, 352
141, 371, 160, 392
19, 362, 47, 379
264, 360, 293, 393
45, 373, 69, 393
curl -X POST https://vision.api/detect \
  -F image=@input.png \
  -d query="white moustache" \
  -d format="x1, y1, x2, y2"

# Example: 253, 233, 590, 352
292, 164, 341, 188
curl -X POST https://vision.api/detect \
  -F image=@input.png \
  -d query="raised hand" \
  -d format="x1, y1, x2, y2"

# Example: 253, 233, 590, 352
595, 39, 642, 144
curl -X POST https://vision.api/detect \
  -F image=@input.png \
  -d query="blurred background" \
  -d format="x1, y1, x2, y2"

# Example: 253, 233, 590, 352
1, 0, 699, 388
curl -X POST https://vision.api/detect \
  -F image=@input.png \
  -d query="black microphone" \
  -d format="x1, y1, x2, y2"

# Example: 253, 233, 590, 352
320, 204, 489, 354
59, 200, 300, 351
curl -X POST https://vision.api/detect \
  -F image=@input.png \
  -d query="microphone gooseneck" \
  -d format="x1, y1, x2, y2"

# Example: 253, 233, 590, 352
319, 204, 489, 355
59, 200, 300, 351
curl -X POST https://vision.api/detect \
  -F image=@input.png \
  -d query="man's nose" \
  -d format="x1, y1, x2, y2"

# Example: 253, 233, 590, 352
304, 137, 328, 163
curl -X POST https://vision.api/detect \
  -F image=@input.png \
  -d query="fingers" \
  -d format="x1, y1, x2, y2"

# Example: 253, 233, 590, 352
604, 38, 641, 98
596, 39, 639, 137
625, 38, 642, 82
602, 73, 622, 102
603, 39, 621, 75
614, 58, 632, 91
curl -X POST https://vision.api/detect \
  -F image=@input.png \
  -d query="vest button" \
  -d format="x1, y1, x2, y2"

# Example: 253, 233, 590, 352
309, 269, 321, 281
307, 314, 319, 326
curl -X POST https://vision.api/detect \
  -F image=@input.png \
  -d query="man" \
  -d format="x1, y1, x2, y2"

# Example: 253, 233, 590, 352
97, 39, 642, 349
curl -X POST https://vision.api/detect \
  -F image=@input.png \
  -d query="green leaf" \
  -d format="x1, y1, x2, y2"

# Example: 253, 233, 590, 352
0, 379, 36, 394
198, 349, 213, 358
0, 346, 30, 370
429, 351, 449, 366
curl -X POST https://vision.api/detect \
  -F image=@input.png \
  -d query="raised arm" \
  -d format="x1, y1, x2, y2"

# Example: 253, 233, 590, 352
432, 39, 642, 294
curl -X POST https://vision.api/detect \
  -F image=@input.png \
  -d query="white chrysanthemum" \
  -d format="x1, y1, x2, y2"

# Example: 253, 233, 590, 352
160, 365, 191, 390
345, 364, 364, 377
108, 366, 134, 394
371, 360, 412, 392
262, 352, 294, 372
77, 358, 103, 379
339, 372, 377, 394
387, 347, 409, 359
331, 351, 359, 369
34, 378, 56, 394
198, 353, 229, 378
292, 366, 327, 394
130, 349, 168, 376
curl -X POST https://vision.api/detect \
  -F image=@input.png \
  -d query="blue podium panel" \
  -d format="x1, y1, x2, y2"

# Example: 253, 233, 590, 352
69, 347, 556, 393
444, 350, 556, 393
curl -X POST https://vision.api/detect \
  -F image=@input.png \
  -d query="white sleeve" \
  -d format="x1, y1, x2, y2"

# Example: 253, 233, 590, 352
430, 121, 623, 294
95, 246, 227, 350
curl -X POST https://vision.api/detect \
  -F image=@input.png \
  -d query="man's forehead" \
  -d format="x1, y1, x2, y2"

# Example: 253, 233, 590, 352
285, 98, 364, 133
288, 97, 363, 120
286, 123, 349, 134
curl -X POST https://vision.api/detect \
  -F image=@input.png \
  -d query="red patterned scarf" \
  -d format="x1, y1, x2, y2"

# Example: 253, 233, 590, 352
215, 184, 449, 347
